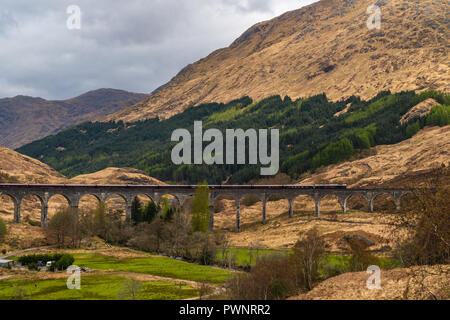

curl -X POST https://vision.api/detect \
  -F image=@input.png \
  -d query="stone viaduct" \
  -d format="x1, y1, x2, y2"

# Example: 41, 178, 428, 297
0, 184, 411, 232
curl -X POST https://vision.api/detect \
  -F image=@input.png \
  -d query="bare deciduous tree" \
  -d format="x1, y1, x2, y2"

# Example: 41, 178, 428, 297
293, 228, 326, 290
393, 167, 450, 267
118, 279, 143, 300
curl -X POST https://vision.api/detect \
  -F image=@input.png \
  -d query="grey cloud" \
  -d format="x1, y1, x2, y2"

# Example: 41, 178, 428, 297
0, 0, 315, 99
0, 10, 19, 34
221, 0, 273, 13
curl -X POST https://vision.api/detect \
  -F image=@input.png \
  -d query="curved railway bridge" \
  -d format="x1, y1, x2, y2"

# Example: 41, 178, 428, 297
0, 184, 411, 232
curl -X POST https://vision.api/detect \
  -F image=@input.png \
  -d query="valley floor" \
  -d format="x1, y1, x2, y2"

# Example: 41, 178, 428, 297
1, 165, 448, 300
0, 247, 232, 300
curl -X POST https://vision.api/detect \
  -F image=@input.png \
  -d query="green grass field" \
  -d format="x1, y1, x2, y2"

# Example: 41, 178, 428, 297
318, 255, 402, 278
0, 275, 198, 300
2, 248, 402, 300
216, 248, 288, 267
217, 248, 402, 272
73, 253, 232, 283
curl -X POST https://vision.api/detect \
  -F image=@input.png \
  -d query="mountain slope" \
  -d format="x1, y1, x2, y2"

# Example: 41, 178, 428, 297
0, 147, 164, 185
212, 125, 449, 249
0, 89, 147, 149
289, 265, 449, 300
17, 90, 450, 184
68, 167, 165, 185
0, 147, 165, 228
105, 0, 449, 123
0, 145, 67, 184
299, 125, 450, 188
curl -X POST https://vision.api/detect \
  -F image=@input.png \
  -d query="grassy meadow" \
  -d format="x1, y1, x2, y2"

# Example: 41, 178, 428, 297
72, 252, 232, 283
0, 247, 403, 300
0, 275, 198, 300
217, 248, 401, 272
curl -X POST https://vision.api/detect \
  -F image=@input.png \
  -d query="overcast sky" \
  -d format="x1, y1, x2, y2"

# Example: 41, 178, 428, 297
0, 0, 316, 100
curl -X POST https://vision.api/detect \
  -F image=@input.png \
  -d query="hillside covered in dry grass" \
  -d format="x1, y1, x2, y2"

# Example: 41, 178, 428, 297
299, 125, 450, 188
289, 265, 449, 300
105, 0, 449, 123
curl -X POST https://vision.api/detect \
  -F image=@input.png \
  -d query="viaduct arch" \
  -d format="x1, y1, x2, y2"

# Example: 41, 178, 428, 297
0, 184, 411, 232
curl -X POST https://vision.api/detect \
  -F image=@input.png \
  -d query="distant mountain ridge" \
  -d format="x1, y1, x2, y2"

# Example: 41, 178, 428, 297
104, 0, 449, 123
0, 89, 147, 149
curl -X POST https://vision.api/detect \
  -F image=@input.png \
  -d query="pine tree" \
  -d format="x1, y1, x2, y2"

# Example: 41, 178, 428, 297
142, 200, 158, 223
406, 120, 421, 138
130, 198, 142, 224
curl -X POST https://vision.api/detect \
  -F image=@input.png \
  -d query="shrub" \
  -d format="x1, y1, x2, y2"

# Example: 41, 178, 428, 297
228, 253, 303, 300
214, 200, 225, 213
241, 194, 261, 206
27, 262, 38, 271
18, 253, 75, 272
24, 216, 41, 227
18, 253, 64, 267
53, 254, 75, 271
347, 239, 379, 272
